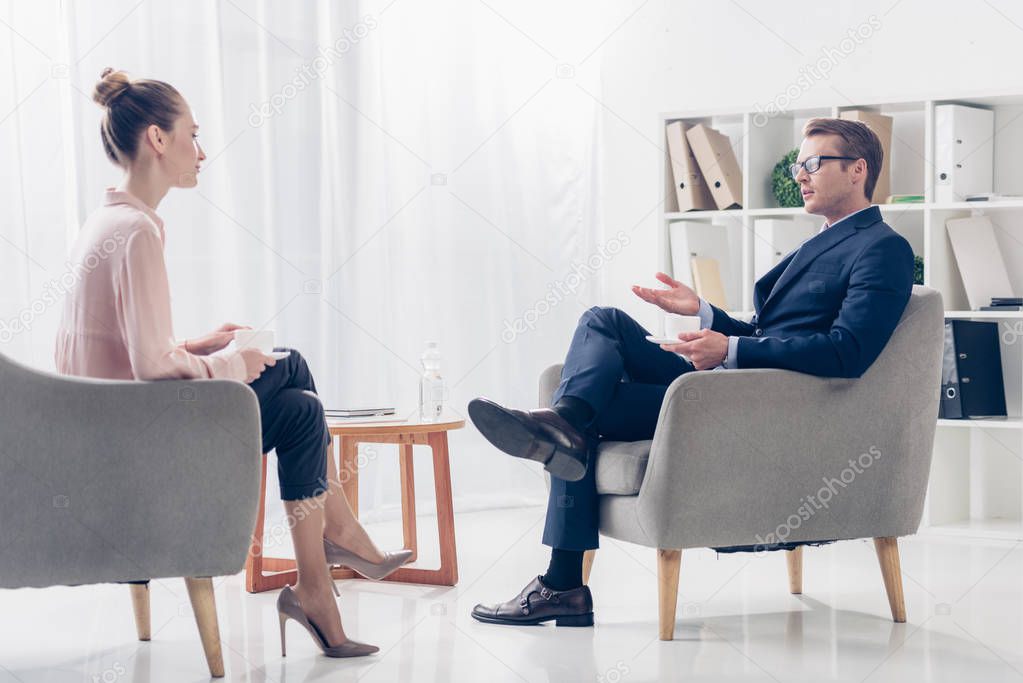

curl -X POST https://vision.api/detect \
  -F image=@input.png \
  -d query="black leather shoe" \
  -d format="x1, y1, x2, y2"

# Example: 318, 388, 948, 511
467, 398, 589, 481
471, 576, 594, 627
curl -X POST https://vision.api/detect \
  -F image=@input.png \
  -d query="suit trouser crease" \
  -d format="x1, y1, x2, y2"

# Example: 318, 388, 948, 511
543, 307, 694, 550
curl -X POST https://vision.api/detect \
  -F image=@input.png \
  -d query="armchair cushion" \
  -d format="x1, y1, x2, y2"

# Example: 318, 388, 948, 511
594, 440, 652, 495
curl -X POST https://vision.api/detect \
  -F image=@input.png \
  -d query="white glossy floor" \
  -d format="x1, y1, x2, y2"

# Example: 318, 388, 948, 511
2, 505, 1022, 682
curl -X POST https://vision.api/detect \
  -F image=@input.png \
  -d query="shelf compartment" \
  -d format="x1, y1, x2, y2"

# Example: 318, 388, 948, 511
744, 107, 831, 212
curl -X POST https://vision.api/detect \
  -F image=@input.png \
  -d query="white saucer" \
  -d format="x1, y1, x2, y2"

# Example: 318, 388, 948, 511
646, 335, 683, 345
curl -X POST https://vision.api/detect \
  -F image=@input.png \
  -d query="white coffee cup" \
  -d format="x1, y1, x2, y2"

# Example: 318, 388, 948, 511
234, 329, 275, 353
663, 314, 701, 340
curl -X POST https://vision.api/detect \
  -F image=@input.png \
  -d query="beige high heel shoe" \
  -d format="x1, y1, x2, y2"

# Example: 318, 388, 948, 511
324, 537, 413, 596
277, 585, 378, 658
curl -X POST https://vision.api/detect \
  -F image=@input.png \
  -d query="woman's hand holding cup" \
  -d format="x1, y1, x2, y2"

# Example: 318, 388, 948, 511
234, 328, 277, 382
240, 346, 276, 383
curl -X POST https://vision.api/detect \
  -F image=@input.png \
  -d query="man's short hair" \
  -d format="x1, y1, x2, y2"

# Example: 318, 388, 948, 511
802, 117, 884, 201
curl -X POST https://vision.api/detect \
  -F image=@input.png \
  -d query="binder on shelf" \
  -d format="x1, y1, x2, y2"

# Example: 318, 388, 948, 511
938, 320, 1007, 419
945, 215, 1015, 310
753, 218, 816, 281
934, 104, 994, 203
665, 121, 715, 212
690, 256, 728, 309
839, 110, 893, 203
685, 124, 743, 210
668, 221, 732, 303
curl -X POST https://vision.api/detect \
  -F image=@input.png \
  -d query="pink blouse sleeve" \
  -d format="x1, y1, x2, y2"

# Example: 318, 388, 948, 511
117, 226, 247, 382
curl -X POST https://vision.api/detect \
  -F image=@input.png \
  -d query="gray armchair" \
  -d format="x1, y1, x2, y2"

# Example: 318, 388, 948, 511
539, 285, 944, 640
0, 352, 262, 677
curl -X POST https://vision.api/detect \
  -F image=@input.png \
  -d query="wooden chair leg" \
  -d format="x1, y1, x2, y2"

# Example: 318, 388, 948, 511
582, 549, 596, 585
786, 546, 803, 594
185, 577, 225, 678
657, 549, 682, 641
129, 583, 151, 641
874, 537, 906, 623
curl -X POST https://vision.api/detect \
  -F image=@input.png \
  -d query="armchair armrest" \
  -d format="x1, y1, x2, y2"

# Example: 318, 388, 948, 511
635, 367, 935, 550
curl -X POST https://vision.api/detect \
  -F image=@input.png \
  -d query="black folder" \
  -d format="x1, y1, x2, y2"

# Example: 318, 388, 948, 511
939, 320, 1007, 419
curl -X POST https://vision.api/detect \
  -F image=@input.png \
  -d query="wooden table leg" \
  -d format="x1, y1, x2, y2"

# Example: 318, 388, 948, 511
246, 454, 298, 593
399, 442, 418, 562
327, 434, 367, 583
382, 431, 458, 585
244, 456, 267, 592
340, 436, 359, 516
320, 428, 460, 587
429, 431, 458, 585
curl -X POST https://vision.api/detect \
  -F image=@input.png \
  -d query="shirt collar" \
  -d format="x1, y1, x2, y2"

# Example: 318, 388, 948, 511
818, 205, 873, 234
103, 188, 165, 239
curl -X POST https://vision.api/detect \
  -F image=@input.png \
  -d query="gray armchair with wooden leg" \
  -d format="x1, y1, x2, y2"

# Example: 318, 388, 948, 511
540, 286, 943, 639
0, 353, 262, 678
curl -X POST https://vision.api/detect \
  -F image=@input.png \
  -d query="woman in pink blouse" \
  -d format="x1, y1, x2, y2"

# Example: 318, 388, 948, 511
56, 68, 411, 658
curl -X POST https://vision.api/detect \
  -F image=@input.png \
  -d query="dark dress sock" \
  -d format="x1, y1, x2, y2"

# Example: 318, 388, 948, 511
541, 547, 584, 590
552, 396, 594, 432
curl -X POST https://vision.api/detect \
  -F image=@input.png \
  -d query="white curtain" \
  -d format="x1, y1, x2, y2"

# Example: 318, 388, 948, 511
0, 0, 626, 524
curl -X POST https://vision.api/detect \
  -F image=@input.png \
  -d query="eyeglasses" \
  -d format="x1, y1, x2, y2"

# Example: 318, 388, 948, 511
789, 154, 858, 180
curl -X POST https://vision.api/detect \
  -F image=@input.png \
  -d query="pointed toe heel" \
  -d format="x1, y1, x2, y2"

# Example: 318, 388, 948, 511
276, 585, 378, 659
323, 538, 413, 581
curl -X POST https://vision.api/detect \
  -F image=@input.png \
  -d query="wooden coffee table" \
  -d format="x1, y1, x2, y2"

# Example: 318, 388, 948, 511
245, 414, 464, 592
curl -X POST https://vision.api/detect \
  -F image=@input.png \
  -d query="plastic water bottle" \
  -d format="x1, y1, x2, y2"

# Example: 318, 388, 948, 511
419, 341, 444, 422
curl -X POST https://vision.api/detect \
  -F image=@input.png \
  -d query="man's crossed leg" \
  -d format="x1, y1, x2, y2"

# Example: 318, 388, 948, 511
468, 305, 694, 626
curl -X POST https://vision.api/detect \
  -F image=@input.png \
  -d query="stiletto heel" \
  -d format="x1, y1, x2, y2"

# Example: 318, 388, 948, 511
323, 537, 413, 581
279, 612, 288, 657
331, 580, 340, 597
276, 585, 378, 658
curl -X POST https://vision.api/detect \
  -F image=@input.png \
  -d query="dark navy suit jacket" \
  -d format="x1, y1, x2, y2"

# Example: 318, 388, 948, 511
708, 205, 914, 378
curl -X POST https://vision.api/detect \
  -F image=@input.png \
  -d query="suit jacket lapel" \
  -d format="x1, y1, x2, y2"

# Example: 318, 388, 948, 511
757, 206, 882, 318
754, 250, 797, 311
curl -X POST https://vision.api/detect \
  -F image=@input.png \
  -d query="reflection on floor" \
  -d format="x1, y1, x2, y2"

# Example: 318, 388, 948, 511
2, 505, 1022, 682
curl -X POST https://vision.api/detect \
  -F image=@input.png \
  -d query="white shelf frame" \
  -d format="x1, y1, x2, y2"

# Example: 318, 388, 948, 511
657, 91, 1023, 541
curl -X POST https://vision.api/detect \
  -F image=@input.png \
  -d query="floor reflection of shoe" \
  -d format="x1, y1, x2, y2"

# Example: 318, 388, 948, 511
467, 398, 589, 482
471, 576, 594, 626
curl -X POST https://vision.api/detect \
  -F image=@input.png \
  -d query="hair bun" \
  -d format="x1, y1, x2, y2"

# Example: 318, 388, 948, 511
93, 68, 131, 107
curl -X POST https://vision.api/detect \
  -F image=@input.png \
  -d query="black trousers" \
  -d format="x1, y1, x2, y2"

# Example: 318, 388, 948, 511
544, 307, 695, 550
248, 347, 330, 501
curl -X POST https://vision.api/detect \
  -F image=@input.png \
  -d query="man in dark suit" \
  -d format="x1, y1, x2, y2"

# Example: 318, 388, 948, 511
468, 118, 915, 627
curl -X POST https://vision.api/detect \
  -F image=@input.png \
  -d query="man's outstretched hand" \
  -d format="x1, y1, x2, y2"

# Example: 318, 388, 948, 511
632, 272, 701, 316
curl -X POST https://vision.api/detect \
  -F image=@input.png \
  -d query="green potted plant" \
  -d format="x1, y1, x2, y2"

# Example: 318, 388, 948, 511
772, 149, 803, 208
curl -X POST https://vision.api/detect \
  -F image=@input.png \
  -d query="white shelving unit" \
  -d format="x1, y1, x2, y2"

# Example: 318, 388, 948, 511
658, 92, 1023, 541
